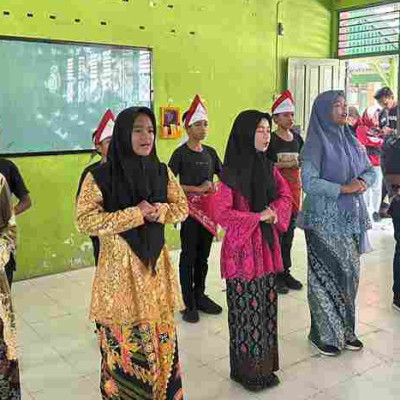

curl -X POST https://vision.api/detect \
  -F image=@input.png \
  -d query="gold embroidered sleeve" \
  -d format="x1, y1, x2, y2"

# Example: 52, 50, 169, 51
76, 172, 145, 236
158, 167, 189, 225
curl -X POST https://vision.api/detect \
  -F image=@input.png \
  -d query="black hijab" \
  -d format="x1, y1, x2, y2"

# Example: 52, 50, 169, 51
92, 107, 169, 270
221, 110, 277, 246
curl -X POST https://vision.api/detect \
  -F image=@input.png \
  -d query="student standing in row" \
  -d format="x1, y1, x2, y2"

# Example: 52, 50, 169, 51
76, 109, 115, 265
383, 125, 400, 311
300, 91, 375, 356
267, 90, 303, 294
374, 87, 398, 216
214, 110, 292, 391
389, 184, 400, 311
76, 107, 188, 399
374, 87, 400, 311
0, 121, 31, 287
169, 95, 223, 323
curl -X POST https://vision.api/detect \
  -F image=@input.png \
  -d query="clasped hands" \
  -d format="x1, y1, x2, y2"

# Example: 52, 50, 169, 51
198, 180, 218, 195
137, 200, 163, 223
340, 178, 367, 195
260, 207, 278, 224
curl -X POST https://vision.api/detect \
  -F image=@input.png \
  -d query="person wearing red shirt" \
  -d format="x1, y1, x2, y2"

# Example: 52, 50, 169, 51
356, 107, 384, 222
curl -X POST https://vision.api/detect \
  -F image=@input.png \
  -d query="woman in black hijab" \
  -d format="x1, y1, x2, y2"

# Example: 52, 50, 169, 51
213, 110, 292, 392
76, 107, 188, 400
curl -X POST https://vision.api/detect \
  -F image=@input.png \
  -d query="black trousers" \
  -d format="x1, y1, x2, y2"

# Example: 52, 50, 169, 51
393, 216, 400, 295
179, 217, 214, 309
5, 253, 16, 288
278, 213, 297, 276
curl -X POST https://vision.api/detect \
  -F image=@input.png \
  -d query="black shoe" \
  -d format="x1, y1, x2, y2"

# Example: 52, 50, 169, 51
230, 373, 263, 392
393, 295, 400, 312
276, 275, 289, 294
372, 212, 381, 222
196, 294, 222, 314
263, 373, 280, 389
182, 309, 200, 323
310, 339, 340, 356
285, 273, 303, 291
379, 204, 390, 219
345, 339, 364, 351
230, 373, 279, 392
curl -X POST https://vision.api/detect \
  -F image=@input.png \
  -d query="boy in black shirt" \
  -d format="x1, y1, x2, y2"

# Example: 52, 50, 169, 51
1, 115, 32, 286
267, 90, 303, 294
0, 157, 31, 287
0, 159, 31, 286
0, 159, 31, 217
375, 87, 398, 133
169, 95, 223, 323
389, 184, 400, 311
375, 88, 400, 311
374, 87, 399, 216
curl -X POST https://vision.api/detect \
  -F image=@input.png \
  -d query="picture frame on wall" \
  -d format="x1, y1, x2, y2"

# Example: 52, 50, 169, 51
160, 106, 183, 139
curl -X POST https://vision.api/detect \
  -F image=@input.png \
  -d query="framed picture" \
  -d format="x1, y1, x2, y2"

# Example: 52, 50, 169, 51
160, 106, 183, 139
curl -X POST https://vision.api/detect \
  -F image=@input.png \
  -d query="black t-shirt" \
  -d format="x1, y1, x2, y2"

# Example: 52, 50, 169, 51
0, 158, 29, 200
76, 160, 101, 197
168, 144, 222, 186
379, 107, 400, 174
266, 131, 304, 163
379, 106, 399, 130
382, 137, 400, 174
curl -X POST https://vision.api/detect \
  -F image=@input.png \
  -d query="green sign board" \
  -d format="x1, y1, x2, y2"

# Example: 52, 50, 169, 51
339, 3, 400, 57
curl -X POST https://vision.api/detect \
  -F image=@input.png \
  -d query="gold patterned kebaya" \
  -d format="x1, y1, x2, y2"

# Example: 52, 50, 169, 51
76, 107, 188, 400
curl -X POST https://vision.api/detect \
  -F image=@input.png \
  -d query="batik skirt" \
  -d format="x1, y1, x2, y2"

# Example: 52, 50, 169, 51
305, 229, 360, 349
226, 274, 279, 386
96, 321, 183, 400
0, 318, 20, 400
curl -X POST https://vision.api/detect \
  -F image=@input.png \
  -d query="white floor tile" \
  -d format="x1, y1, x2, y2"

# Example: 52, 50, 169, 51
11, 223, 400, 399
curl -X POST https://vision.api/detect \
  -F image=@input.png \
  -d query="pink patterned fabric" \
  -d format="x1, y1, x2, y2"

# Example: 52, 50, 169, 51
187, 194, 218, 237
213, 169, 292, 281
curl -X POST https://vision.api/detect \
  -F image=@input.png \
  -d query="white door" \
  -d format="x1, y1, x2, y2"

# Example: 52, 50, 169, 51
287, 58, 346, 135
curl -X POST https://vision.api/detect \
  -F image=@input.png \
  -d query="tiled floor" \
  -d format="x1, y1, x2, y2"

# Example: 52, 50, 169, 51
14, 219, 400, 399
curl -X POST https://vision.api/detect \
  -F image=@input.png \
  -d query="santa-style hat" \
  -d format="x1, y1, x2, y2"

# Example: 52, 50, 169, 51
93, 109, 115, 146
272, 90, 295, 115
184, 94, 208, 129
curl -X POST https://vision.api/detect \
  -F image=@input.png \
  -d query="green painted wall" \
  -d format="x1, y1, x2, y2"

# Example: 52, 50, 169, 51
1, 0, 332, 280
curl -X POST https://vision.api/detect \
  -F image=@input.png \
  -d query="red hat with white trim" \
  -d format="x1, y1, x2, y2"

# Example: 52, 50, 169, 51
272, 90, 295, 115
93, 109, 115, 146
184, 95, 208, 129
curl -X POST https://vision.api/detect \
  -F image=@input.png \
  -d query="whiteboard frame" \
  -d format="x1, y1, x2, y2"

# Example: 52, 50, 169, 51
0, 35, 154, 158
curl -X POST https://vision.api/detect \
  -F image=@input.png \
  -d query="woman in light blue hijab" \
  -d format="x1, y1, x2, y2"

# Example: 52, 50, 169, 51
299, 90, 375, 356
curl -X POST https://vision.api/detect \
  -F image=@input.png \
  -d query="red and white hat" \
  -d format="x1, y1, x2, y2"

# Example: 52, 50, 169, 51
184, 94, 208, 129
93, 109, 115, 146
272, 90, 295, 115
